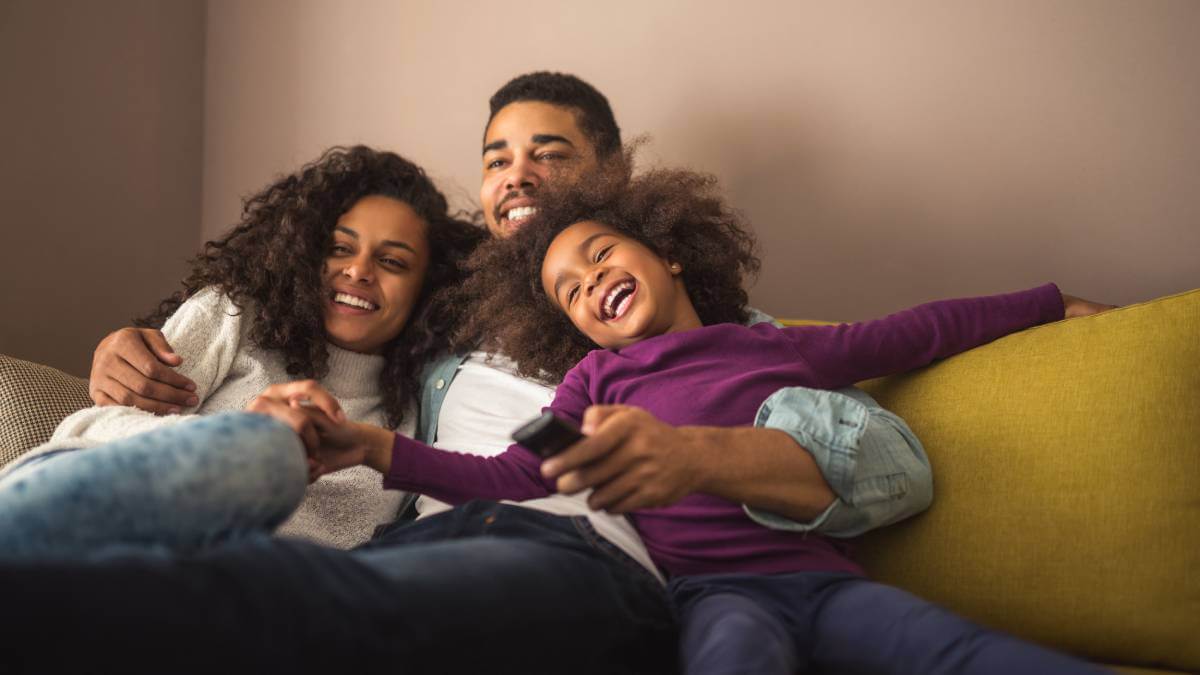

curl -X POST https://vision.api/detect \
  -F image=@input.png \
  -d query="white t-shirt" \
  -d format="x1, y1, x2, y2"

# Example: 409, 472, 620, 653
418, 351, 663, 583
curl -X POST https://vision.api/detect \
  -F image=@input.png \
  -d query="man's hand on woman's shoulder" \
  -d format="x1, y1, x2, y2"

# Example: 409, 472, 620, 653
89, 327, 198, 414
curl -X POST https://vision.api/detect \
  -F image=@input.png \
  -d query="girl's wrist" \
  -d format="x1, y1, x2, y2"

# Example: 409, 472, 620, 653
355, 422, 395, 474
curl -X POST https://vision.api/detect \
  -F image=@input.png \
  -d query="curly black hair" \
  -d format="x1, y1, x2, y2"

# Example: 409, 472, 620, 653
487, 72, 622, 159
448, 159, 760, 383
139, 145, 486, 428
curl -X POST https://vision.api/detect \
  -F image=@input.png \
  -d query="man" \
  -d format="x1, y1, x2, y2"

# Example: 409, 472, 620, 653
20, 72, 930, 673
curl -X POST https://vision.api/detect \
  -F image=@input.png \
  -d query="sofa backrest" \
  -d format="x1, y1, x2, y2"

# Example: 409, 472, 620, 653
851, 289, 1199, 673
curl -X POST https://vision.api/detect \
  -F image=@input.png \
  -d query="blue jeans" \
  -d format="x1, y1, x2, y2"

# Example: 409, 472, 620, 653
670, 572, 1108, 675
0, 412, 307, 559
0, 501, 676, 675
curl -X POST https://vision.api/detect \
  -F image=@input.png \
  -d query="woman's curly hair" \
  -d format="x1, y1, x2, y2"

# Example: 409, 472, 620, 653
448, 159, 760, 383
139, 145, 486, 428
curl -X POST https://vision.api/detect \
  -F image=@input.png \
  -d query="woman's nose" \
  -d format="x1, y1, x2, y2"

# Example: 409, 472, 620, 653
342, 257, 374, 282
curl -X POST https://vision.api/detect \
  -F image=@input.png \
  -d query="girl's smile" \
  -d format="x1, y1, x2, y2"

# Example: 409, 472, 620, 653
540, 220, 701, 349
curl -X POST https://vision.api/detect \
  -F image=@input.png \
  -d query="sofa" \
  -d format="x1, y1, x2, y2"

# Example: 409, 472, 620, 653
2, 288, 1196, 674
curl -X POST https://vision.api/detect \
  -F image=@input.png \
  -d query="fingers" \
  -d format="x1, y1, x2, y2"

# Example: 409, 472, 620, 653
580, 404, 624, 435
90, 327, 196, 410
259, 381, 346, 423
139, 328, 183, 367
582, 470, 643, 512
245, 397, 319, 450
106, 358, 198, 408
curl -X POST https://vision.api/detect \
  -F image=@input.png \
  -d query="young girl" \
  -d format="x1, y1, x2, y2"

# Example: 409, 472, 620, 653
0, 145, 483, 556
308, 166, 1109, 674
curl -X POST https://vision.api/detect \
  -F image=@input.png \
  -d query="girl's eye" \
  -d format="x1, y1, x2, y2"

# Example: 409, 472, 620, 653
595, 244, 614, 263
566, 286, 579, 306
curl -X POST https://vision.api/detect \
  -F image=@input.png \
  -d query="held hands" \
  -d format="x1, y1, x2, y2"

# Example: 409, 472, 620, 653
1062, 293, 1117, 319
89, 327, 198, 414
540, 405, 706, 514
244, 380, 381, 483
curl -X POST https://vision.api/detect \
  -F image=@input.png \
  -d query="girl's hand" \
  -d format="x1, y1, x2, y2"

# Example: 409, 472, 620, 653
1061, 293, 1118, 319
306, 419, 396, 480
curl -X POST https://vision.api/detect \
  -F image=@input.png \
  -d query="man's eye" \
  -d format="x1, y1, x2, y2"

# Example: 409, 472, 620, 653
486, 158, 506, 170
538, 152, 564, 161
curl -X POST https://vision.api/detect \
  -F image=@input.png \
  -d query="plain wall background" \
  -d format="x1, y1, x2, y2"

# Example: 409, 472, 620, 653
201, 0, 1199, 323
3, 0, 1198, 376
0, 0, 205, 376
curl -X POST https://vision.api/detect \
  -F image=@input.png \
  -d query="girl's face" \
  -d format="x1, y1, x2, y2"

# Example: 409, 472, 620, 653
540, 220, 701, 349
323, 195, 430, 354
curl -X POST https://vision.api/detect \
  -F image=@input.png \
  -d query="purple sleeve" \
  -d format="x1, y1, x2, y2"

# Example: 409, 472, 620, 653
784, 283, 1065, 389
381, 362, 596, 505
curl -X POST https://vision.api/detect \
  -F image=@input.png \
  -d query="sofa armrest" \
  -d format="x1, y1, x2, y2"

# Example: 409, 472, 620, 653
0, 353, 92, 467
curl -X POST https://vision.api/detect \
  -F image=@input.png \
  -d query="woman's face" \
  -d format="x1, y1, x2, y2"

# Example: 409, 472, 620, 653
323, 195, 430, 354
540, 220, 701, 349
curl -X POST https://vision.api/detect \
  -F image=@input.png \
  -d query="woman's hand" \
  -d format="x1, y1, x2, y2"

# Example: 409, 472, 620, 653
245, 380, 348, 482
1062, 293, 1118, 319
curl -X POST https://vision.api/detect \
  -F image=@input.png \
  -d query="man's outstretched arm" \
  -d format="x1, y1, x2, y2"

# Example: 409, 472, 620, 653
89, 327, 198, 414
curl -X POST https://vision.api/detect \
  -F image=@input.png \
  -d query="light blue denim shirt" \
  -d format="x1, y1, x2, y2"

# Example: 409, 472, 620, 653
413, 310, 932, 537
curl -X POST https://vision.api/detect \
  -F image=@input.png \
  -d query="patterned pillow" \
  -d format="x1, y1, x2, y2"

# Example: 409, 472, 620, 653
0, 354, 92, 467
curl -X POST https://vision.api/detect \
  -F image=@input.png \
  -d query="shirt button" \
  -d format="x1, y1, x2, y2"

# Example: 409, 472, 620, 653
435, 378, 446, 390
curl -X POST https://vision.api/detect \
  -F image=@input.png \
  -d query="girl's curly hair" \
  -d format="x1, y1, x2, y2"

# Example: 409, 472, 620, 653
139, 145, 486, 428
448, 160, 760, 383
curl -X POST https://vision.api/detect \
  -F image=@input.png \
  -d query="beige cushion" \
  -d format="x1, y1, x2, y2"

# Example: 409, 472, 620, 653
0, 353, 91, 467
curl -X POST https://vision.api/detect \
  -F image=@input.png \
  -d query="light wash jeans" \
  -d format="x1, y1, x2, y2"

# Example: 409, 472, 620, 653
0, 412, 307, 560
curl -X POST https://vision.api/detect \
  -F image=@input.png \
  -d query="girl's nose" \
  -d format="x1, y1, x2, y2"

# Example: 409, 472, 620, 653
585, 268, 607, 296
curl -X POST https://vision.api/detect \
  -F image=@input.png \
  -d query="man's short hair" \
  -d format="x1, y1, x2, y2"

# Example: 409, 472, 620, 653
487, 72, 622, 158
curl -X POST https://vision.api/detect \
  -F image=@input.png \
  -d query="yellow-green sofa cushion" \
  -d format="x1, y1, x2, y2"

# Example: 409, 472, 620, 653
839, 289, 1198, 672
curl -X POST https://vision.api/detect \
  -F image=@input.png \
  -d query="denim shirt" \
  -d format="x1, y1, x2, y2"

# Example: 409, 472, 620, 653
413, 310, 932, 537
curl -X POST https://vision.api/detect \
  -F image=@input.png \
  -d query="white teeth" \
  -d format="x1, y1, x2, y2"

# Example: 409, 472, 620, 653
506, 206, 538, 221
333, 292, 377, 311
602, 281, 635, 319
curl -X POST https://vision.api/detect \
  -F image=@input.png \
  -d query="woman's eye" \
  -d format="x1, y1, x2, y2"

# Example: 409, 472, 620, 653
331, 244, 351, 255
380, 257, 408, 270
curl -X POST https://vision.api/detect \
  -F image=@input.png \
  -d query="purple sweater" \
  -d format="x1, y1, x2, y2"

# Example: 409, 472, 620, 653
385, 284, 1064, 578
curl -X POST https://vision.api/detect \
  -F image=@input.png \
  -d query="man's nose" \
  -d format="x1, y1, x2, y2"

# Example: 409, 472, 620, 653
504, 155, 541, 191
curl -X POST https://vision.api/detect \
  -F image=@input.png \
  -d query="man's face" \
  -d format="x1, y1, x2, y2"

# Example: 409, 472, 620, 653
480, 101, 598, 238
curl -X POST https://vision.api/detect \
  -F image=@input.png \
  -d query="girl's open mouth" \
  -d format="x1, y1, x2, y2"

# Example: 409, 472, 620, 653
601, 280, 637, 321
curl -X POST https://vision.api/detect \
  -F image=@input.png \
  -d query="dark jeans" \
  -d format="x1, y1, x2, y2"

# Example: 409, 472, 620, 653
0, 501, 676, 675
670, 572, 1108, 675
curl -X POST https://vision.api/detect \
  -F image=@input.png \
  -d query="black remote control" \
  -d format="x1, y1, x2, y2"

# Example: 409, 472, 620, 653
512, 411, 584, 458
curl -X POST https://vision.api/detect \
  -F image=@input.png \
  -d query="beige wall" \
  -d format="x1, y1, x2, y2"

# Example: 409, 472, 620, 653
0, 0, 205, 376
3, 1, 1195, 379
202, 0, 1200, 322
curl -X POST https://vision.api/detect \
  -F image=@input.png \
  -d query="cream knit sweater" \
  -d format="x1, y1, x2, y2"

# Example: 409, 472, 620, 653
16, 287, 409, 549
